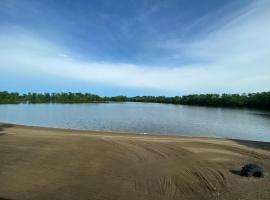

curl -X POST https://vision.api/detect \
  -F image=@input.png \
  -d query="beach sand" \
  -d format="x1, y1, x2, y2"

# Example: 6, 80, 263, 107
0, 123, 269, 200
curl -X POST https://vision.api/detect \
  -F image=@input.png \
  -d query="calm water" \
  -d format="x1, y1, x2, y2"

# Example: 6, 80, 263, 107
0, 103, 270, 142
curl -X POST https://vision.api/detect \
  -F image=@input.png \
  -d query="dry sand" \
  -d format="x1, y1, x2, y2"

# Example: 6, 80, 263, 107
0, 123, 269, 200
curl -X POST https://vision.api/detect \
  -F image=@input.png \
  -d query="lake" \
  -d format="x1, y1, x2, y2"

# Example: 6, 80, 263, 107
0, 102, 270, 142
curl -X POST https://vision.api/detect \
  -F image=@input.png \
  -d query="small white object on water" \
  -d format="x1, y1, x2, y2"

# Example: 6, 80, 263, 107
143, 132, 148, 135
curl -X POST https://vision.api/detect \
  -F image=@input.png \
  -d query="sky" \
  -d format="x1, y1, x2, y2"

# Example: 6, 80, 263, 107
0, 0, 269, 96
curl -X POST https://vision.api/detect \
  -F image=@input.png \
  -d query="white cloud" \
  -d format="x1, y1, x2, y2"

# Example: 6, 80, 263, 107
0, 32, 208, 92
0, 0, 270, 94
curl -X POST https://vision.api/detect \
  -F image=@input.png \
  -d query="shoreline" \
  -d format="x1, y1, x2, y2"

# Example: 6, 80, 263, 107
1, 122, 270, 144
1, 121, 225, 139
0, 123, 270, 200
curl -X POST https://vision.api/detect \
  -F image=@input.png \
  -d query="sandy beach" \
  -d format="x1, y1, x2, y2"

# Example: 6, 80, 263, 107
0, 123, 269, 200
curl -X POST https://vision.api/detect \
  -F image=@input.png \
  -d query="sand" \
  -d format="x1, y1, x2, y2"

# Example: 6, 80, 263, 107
0, 123, 270, 200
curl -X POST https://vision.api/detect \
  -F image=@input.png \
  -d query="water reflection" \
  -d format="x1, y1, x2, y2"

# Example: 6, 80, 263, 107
0, 103, 269, 142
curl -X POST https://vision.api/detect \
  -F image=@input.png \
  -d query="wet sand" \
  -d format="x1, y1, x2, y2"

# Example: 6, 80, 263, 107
0, 123, 269, 200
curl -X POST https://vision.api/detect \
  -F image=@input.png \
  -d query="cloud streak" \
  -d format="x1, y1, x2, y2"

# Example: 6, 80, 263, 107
0, 30, 207, 92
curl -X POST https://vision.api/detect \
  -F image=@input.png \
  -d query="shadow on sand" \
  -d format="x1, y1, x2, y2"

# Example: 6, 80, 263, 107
230, 170, 242, 176
0, 198, 15, 200
229, 139, 270, 152
0, 123, 14, 135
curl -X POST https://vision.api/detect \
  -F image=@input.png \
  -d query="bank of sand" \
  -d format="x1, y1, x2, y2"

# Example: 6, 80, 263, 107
0, 124, 269, 200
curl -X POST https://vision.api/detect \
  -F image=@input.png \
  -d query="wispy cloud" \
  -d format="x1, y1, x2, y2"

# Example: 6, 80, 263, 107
0, 1, 270, 94
0, 28, 206, 92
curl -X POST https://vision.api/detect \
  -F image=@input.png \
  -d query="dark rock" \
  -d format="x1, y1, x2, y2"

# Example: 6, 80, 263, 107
240, 164, 264, 178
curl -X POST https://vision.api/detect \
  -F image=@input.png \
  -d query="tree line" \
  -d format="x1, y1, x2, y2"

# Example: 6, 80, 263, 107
0, 91, 269, 109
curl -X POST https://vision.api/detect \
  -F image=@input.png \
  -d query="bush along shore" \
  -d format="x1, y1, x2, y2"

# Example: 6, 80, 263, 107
0, 91, 269, 109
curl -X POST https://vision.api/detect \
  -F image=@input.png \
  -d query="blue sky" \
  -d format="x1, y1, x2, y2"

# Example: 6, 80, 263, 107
0, 0, 269, 96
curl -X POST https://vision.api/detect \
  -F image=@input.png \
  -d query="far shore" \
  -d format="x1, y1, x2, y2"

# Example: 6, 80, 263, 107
0, 123, 269, 200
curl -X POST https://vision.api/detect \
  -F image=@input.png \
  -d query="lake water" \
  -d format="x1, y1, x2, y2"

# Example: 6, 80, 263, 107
0, 103, 270, 142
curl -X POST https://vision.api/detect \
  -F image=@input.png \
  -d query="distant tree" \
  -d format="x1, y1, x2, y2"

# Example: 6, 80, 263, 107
0, 91, 269, 109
